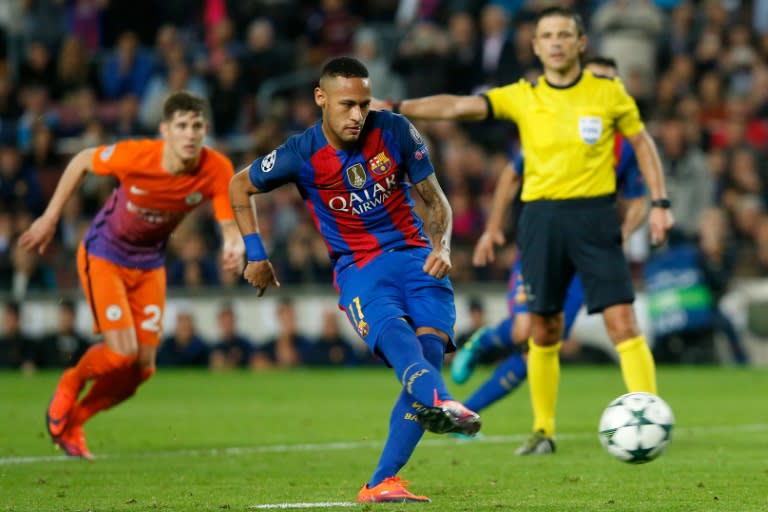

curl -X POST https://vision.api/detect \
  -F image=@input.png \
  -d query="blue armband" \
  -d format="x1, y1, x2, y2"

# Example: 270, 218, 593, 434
243, 233, 268, 261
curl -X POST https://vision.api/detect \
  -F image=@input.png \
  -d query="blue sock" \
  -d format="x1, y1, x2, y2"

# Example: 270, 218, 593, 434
472, 317, 514, 353
464, 353, 527, 413
369, 390, 424, 486
418, 333, 447, 370
376, 319, 451, 405
368, 332, 450, 486
491, 317, 514, 347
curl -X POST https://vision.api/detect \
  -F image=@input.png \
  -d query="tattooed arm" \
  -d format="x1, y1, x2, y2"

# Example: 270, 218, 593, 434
229, 167, 280, 296
229, 169, 262, 235
414, 174, 453, 279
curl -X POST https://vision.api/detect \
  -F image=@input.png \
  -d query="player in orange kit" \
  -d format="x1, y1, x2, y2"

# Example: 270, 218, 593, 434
18, 91, 244, 459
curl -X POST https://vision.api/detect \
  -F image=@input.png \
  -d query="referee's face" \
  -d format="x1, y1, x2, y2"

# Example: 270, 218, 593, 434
533, 15, 585, 75
315, 76, 372, 149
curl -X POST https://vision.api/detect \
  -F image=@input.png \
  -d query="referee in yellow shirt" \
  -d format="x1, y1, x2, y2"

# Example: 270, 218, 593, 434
378, 6, 675, 454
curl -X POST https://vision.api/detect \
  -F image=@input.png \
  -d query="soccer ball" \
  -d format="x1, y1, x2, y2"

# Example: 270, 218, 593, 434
598, 392, 674, 464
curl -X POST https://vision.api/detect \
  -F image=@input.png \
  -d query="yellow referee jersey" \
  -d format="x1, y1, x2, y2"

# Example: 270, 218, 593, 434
485, 70, 644, 201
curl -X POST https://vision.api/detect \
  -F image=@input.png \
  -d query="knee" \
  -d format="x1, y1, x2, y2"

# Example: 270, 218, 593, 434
414, 326, 449, 342
136, 355, 154, 369
375, 317, 416, 363
104, 328, 140, 356
136, 346, 157, 377
415, 327, 449, 367
530, 313, 563, 345
138, 365, 156, 383
605, 318, 639, 343
133, 356, 156, 385
512, 313, 531, 343
377, 317, 414, 348
603, 305, 640, 343
606, 324, 639, 344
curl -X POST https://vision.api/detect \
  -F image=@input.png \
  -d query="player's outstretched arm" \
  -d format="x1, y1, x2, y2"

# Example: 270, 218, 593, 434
18, 148, 96, 255
626, 130, 674, 245
473, 163, 521, 267
375, 95, 488, 122
414, 174, 452, 279
229, 168, 280, 296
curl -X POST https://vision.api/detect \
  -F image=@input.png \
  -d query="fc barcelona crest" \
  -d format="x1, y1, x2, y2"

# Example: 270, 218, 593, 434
346, 163, 367, 189
368, 151, 392, 176
357, 320, 369, 337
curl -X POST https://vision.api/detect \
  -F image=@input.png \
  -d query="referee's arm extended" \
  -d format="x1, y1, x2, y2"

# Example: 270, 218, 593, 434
378, 95, 490, 121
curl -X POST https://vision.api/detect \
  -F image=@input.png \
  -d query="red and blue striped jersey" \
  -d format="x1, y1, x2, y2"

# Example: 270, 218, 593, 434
248, 110, 433, 273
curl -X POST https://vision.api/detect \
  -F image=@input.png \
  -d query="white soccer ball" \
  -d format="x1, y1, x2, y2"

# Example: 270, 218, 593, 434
598, 392, 675, 464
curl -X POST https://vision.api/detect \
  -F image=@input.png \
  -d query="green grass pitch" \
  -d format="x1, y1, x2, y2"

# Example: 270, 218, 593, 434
1, 365, 766, 511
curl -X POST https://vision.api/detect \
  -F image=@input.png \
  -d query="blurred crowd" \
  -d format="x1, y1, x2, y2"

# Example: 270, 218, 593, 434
0, 296, 377, 371
1, 0, 768, 300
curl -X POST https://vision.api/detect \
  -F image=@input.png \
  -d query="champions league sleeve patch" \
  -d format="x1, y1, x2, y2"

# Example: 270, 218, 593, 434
261, 150, 277, 173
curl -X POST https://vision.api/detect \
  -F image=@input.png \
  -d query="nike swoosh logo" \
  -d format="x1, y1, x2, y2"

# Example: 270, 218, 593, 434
130, 185, 149, 195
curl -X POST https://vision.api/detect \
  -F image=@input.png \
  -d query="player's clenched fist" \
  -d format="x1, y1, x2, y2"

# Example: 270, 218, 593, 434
423, 248, 452, 280
243, 260, 281, 296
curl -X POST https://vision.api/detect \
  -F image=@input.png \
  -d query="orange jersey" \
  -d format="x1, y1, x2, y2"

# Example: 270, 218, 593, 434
83, 139, 234, 269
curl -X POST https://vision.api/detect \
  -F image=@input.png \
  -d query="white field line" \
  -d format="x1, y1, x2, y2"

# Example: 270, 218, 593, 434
249, 502, 357, 509
1, 423, 766, 466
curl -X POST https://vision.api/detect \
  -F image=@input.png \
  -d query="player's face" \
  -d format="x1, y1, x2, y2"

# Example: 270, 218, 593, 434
315, 76, 371, 148
586, 63, 616, 78
533, 15, 586, 74
161, 110, 207, 161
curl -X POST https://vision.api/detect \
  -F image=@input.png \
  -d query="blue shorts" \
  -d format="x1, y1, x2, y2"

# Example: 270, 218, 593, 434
336, 247, 456, 355
507, 257, 584, 339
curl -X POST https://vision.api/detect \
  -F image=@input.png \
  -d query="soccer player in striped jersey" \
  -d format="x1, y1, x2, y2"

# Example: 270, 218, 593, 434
229, 57, 480, 504
19, 92, 244, 459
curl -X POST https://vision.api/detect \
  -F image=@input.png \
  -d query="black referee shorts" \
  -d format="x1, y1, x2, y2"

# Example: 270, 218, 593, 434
517, 194, 635, 315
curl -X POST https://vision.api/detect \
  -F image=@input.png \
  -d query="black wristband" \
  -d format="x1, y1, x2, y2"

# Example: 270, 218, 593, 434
650, 198, 671, 209
391, 101, 401, 114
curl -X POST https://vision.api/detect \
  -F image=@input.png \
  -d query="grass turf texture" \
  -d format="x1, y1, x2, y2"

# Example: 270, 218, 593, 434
1, 366, 766, 511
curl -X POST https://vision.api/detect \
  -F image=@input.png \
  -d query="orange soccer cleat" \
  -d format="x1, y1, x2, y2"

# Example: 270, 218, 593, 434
358, 477, 430, 503
53, 423, 94, 461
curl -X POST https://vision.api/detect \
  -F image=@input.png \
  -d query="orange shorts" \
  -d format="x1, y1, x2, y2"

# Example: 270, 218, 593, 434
77, 243, 166, 347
